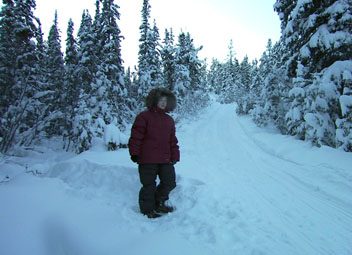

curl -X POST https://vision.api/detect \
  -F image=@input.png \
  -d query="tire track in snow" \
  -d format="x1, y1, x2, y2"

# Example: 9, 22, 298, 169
226, 104, 352, 255
233, 109, 352, 221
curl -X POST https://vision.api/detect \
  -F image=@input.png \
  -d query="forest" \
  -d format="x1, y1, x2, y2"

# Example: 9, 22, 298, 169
0, 0, 351, 153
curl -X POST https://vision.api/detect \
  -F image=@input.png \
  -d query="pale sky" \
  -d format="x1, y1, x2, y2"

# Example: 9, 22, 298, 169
29, 0, 280, 68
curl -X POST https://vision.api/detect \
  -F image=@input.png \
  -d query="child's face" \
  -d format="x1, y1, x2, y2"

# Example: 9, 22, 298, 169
157, 96, 168, 110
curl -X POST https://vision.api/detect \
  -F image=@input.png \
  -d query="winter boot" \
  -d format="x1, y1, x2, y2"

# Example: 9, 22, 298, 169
155, 201, 175, 214
143, 210, 162, 219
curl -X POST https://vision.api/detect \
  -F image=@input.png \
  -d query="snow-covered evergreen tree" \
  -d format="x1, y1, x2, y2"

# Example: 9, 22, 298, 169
207, 40, 241, 104
13, 0, 42, 143
64, 19, 79, 111
0, 1, 17, 149
161, 28, 175, 90
0, 0, 40, 152
236, 55, 253, 114
199, 59, 209, 93
35, 19, 47, 86
336, 64, 352, 151
207, 58, 222, 94
92, 0, 102, 58
261, 42, 289, 132
63, 19, 80, 149
174, 32, 203, 94
71, 0, 131, 152
124, 66, 138, 112
72, 90, 94, 153
250, 39, 289, 131
275, 0, 352, 150
27, 18, 52, 144
45, 11, 66, 137
149, 20, 163, 87
173, 32, 191, 100
221, 40, 240, 104
239, 56, 252, 93
250, 40, 272, 126
0, 0, 16, 118
245, 59, 260, 114
174, 31, 207, 116
68, 10, 97, 152
137, 0, 162, 102
69, 0, 132, 153
137, 0, 152, 99
93, 0, 130, 129
77, 10, 97, 95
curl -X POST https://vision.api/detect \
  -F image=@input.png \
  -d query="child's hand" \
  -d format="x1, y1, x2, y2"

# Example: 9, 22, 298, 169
131, 155, 139, 163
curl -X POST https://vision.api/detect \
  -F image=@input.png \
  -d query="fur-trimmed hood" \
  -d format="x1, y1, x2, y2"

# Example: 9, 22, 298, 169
145, 87, 177, 112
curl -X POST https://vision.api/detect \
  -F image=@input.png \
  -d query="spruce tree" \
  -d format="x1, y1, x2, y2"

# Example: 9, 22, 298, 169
72, 0, 130, 152
250, 40, 289, 131
92, 0, 128, 129
149, 20, 163, 87
137, 0, 162, 103
29, 18, 51, 143
45, 11, 66, 137
184, 33, 202, 90
124, 67, 138, 112
251, 39, 275, 127
247, 59, 261, 114
0, 0, 40, 152
77, 10, 97, 95
92, 0, 103, 63
239, 56, 252, 92
0, 0, 16, 126
207, 58, 222, 95
137, 0, 152, 99
236, 55, 253, 114
69, 10, 96, 152
72, 90, 94, 153
173, 32, 191, 100
220, 40, 240, 104
174, 31, 205, 115
275, 0, 352, 149
35, 19, 47, 85
124, 67, 132, 88
161, 28, 175, 90
64, 19, 79, 109
63, 19, 80, 149
336, 67, 352, 151
263, 43, 289, 133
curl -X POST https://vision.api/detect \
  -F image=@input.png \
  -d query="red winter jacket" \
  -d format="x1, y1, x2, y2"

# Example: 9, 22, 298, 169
128, 107, 180, 164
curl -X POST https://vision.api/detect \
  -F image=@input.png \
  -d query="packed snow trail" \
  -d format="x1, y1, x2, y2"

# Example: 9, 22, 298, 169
1, 102, 352, 255
178, 103, 352, 254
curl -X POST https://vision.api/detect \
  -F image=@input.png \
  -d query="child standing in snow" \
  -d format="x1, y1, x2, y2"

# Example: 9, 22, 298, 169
128, 88, 180, 218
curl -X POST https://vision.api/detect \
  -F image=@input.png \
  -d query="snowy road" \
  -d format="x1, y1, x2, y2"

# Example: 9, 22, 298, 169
1, 103, 352, 255
178, 103, 352, 254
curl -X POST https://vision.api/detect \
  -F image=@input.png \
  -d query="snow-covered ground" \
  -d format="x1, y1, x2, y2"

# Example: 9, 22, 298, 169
1, 102, 352, 255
